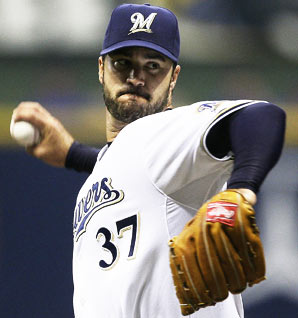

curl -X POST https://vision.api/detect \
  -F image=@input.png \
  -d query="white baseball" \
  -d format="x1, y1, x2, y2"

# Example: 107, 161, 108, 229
10, 120, 41, 147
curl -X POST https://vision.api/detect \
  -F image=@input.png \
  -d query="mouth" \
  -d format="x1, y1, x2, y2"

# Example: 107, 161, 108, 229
117, 90, 150, 101
122, 93, 145, 100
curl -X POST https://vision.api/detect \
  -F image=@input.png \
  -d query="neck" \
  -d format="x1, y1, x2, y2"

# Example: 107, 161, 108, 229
105, 109, 128, 142
105, 100, 174, 143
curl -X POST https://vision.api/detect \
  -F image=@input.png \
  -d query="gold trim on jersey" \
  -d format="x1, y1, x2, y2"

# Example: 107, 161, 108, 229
73, 177, 124, 242
96, 229, 120, 271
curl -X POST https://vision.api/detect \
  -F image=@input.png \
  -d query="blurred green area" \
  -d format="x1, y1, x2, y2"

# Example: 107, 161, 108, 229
1, 0, 297, 147
1, 55, 297, 147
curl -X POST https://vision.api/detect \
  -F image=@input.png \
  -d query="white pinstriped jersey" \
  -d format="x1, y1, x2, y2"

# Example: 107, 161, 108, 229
72, 100, 266, 318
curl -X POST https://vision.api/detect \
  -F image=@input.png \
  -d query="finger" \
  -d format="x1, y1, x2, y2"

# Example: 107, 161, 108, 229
169, 239, 214, 315
242, 206, 266, 285
210, 223, 247, 294
12, 102, 51, 131
13, 101, 50, 115
225, 194, 266, 286
196, 212, 229, 302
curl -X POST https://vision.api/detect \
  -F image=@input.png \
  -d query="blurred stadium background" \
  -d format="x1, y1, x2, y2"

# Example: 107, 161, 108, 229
0, 1, 297, 317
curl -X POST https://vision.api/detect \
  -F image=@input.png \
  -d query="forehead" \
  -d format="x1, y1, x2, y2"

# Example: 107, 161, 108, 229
107, 47, 169, 62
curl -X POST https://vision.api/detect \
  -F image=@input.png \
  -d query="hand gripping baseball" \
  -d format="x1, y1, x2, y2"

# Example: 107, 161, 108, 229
12, 102, 74, 167
168, 189, 266, 316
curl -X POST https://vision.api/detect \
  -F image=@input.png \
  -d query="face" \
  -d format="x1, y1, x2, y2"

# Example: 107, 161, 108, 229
98, 47, 180, 123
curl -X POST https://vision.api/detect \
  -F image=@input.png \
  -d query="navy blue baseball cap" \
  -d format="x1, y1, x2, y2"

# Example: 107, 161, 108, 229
100, 3, 180, 62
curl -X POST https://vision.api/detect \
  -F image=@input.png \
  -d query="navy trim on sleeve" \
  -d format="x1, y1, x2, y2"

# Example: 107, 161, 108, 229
227, 103, 286, 193
65, 141, 100, 174
205, 114, 231, 159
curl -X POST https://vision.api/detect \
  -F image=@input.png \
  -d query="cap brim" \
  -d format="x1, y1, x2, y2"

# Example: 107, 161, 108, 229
100, 40, 178, 63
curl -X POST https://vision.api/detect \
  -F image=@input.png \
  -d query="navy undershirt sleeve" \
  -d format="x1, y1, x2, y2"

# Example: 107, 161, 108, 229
65, 141, 100, 174
207, 102, 286, 193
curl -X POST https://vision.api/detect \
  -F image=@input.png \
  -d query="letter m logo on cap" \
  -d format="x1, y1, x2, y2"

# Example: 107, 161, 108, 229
128, 12, 157, 35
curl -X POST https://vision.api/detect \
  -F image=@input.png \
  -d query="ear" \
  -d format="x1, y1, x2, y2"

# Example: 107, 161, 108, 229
170, 65, 181, 91
166, 65, 181, 109
98, 56, 104, 84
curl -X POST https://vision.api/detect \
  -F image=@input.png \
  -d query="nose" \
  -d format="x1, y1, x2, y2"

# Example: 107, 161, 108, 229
126, 68, 145, 87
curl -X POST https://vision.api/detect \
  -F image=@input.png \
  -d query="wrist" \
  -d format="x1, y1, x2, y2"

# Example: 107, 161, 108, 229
232, 188, 257, 205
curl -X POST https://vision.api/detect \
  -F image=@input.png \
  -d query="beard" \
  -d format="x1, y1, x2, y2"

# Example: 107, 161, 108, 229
103, 83, 170, 124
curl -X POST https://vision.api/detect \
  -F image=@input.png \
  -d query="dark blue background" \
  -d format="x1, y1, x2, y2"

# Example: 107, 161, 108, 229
0, 149, 88, 318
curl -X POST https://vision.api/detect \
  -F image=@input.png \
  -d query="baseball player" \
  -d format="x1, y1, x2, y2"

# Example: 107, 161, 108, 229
12, 3, 286, 318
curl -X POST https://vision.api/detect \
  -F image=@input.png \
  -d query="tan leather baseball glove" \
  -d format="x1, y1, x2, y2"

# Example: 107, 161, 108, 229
168, 189, 266, 316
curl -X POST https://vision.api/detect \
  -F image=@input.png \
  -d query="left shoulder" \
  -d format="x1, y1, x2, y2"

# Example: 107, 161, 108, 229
198, 99, 278, 128
195, 99, 270, 117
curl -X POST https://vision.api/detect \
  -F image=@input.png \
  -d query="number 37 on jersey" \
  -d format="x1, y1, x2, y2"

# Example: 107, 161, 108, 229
96, 213, 140, 270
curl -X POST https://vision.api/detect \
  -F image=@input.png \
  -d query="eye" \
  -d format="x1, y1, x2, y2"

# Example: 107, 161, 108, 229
113, 59, 130, 70
146, 62, 160, 70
